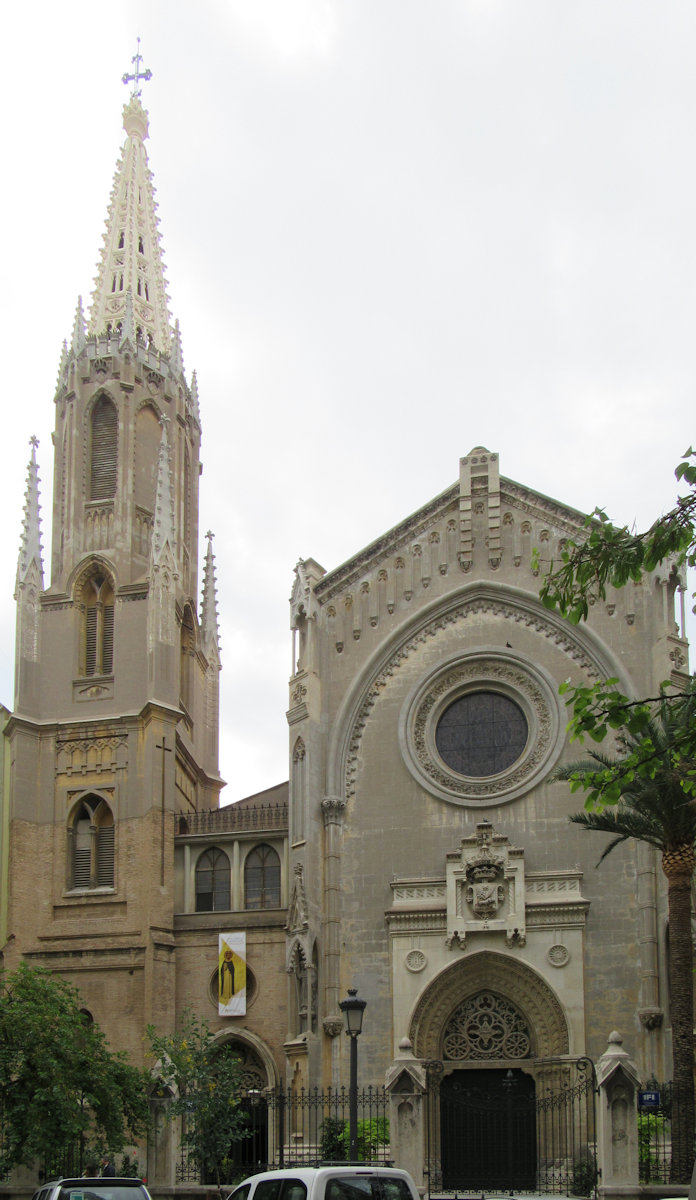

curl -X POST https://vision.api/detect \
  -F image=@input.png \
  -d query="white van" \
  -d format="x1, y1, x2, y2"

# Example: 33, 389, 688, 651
227, 1166, 421, 1200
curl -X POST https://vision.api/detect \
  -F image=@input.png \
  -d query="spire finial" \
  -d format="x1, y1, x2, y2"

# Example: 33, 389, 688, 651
122, 37, 152, 99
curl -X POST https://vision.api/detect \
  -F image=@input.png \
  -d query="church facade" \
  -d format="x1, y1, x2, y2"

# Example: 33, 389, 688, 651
286, 449, 690, 1104
2, 85, 692, 1188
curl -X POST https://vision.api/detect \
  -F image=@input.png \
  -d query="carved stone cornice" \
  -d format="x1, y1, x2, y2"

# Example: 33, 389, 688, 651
315, 487, 459, 601
500, 481, 588, 538
525, 904, 589, 930
385, 911, 447, 934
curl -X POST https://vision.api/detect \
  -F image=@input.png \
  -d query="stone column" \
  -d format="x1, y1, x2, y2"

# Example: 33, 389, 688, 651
321, 796, 346, 1027
385, 1039, 427, 1191
147, 1091, 177, 1187
595, 1031, 641, 1200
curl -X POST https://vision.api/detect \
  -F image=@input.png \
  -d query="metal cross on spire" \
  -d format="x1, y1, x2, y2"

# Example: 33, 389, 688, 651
122, 37, 152, 98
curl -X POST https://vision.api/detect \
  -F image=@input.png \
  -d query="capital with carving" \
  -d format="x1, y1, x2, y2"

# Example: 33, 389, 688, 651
323, 1015, 344, 1038
638, 1007, 664, 1031
321, 796, 346, 827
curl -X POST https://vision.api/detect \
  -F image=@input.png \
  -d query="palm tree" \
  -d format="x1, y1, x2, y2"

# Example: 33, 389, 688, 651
556, 691, 696, 1183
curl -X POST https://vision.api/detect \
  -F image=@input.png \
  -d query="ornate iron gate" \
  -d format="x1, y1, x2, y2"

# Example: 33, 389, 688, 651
426, 1058, 597, 1196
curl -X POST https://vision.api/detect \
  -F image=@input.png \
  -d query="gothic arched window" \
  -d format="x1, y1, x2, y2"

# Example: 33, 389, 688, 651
68, 795, 114, 890
245, 844, 281, 910
80, 571, 115, 676
90, 395, 118, 501
195, 848, 231, 912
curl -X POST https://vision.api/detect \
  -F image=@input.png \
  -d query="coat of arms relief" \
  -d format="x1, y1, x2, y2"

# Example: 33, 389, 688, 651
445, 819, 526, 949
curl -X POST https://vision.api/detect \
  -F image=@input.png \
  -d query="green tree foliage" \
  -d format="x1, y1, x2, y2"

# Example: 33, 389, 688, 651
0, 963, 149, 1178
147, 1008, 248, 1185
318, 1115, 389, 1163
537, 449, 696, 804
540, 452, 696, 1181
557, 700, 696, 1182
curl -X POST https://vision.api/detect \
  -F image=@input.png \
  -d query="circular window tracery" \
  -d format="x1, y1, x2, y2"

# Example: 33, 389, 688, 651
435, 691, 528, 777
398, 650, 564, 806
443, 991, 532, 1061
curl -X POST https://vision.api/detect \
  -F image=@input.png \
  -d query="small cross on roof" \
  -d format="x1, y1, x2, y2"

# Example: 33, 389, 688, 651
122, 37, 152, 98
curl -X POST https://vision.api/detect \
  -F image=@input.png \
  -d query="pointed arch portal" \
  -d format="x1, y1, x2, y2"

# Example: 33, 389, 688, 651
411, 953, 573, 1192
410, 950, 569, 1060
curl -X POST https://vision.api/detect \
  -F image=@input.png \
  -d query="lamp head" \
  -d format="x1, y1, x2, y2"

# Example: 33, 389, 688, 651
339, 987, 367, 1037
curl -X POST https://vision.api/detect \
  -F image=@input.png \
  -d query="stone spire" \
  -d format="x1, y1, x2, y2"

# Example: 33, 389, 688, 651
201, 531, 220, 652
151, 418, 176, 565
89, 95, 173, 353
16, 437, 44, 591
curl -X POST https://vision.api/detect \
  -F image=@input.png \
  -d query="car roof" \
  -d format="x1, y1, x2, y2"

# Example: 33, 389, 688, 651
43, 1181, 145, 1187
37, 1182, 147, 1193
237, 1168, 410, 1184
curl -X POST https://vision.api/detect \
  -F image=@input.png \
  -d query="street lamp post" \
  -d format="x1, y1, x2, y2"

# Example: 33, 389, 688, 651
339, 987, 367, 1162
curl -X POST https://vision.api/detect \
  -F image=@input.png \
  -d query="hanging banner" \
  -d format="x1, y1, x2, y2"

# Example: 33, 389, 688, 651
218, 932, 247, 1016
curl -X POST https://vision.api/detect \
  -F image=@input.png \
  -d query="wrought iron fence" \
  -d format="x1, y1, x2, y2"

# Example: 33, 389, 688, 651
425, 1058, 597, 1197
176, 1086, 390, 1183
637, 1081, 692, 1185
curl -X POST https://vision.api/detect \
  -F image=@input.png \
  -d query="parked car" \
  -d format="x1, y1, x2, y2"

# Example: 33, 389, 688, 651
32, 1179, 151, 1200
227, 1166, 420, 1200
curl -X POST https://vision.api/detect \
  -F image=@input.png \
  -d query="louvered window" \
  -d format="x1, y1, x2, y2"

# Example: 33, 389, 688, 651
90, 397, 118, 500
69, 798, 114, 890
73, 812, 92, 888
96, 825, 115, 886
195, 848, 230, 912
102, 605, 114, 673
244, 844, 281, 910
82, 573, 114, 677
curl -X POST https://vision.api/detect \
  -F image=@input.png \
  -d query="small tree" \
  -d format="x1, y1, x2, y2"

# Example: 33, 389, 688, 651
557, 690, 696, 1182
537, 448, 696, 800
147, 1008, 248, 1185
0, 963, 149, 1178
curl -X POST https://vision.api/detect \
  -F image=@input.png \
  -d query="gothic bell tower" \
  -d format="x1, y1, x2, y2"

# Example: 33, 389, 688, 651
5, 72, 223, 1062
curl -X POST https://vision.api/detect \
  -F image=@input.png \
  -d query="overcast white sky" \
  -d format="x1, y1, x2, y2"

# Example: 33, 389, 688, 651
1, 1, 694, 803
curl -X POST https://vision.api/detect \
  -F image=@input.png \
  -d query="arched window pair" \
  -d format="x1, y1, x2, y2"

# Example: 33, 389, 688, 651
68, 796, 114, 890
194, 844, 281, 912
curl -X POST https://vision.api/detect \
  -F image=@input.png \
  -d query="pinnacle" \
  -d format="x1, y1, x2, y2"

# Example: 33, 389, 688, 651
16, 438, 44, 591
71, 297, 86, 356
170, 319, 185, 379
201, 530, 221, 654
190, 370, 201, 426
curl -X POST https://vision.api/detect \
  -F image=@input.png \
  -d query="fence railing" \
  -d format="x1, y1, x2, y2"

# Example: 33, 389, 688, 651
638, 1081, 692, 1185
176, 802, 288, 837
176, 1086, 390, 1184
